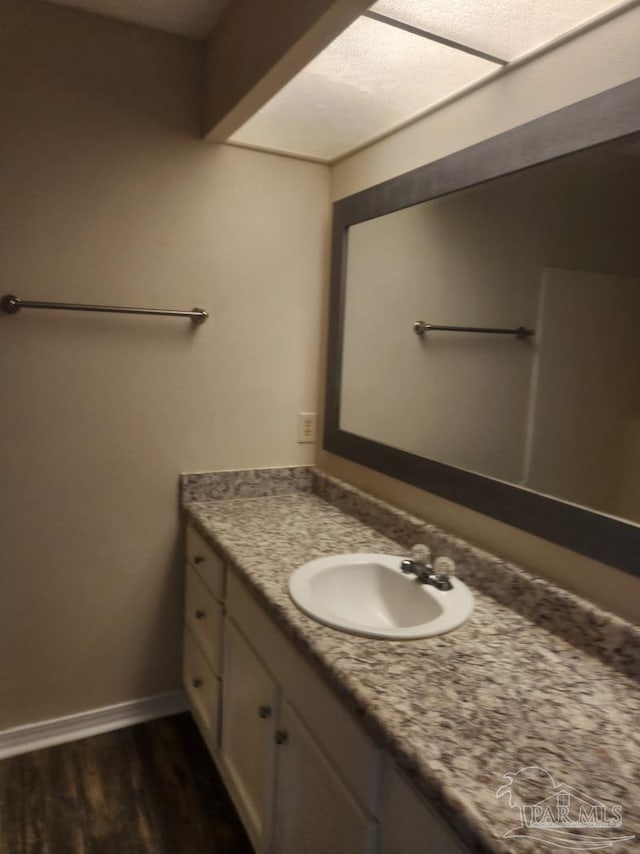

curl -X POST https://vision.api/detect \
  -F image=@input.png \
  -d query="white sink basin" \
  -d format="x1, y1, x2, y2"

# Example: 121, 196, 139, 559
288, 553, 474, 639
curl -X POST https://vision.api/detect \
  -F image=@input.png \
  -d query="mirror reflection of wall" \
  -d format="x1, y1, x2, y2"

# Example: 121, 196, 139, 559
340, 136, 640, 522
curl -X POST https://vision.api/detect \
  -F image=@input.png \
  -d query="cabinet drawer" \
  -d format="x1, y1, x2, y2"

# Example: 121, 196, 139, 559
186, 524, 224, 600
185, 565, 223, 675
183, 628, 221, 747
227, 571, 382, 813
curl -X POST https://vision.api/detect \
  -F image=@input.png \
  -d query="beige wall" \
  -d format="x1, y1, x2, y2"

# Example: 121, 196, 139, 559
320, 4, 640, 622
0, 1, 330, 730
2, 0, 639, 738
527, 270, 640, 518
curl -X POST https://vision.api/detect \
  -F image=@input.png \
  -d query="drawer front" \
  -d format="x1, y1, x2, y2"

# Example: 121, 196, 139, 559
185, 565, 224, 675
183, 628, 221, 747
186, 524, 225, 600
227, 571, 382, 813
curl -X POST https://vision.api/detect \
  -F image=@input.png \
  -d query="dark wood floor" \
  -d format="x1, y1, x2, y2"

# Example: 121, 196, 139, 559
0, 713, 253, 854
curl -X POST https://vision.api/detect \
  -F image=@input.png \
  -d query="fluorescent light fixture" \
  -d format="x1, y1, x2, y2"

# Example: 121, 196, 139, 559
229, 15, 494, 161
229, 0, 632, 161
370, 0, 627, 61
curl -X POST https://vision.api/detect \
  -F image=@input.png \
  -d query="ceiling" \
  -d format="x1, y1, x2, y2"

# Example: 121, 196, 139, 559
41, 0, 636, 161
43, 0, 230, 39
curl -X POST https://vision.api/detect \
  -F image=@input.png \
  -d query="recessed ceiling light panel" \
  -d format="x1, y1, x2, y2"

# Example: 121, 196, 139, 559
370, 0, 626, 60
229, 16, 494, 161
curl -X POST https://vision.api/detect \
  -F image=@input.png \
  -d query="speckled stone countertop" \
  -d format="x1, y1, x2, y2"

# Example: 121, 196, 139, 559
182, 466, 640, 853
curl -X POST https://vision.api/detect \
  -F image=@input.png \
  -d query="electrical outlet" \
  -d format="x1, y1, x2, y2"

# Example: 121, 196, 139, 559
297, 412, 317, 443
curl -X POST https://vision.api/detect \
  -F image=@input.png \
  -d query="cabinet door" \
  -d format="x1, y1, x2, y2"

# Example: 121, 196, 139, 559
221, 619, 279, 853
273, 701, 379, 854
380, 764, 468, 854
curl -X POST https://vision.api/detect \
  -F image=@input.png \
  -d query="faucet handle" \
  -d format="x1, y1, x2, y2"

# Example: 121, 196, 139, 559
410, 543, 431, 565
433, 556, 455, 576
400, 559, 416, 575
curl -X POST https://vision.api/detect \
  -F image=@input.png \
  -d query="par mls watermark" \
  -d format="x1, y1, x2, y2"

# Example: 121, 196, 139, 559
496, 766, 635, 850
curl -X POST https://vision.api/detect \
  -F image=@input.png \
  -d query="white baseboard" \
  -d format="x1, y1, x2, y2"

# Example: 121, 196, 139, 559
0, 689, 188, 760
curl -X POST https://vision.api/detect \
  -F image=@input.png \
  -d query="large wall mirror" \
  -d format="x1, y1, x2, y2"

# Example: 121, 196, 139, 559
324, 78, 640, 576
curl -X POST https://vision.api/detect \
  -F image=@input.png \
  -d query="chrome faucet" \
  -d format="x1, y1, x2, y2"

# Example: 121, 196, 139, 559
400, 546, 454, 591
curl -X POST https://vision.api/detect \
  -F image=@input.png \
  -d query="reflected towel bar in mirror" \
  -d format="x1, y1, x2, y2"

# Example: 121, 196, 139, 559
413, 321, 534, 339
1, 294, 208, 325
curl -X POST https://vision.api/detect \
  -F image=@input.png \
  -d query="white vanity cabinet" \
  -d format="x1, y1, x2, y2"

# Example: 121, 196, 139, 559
183, 522, 469, 854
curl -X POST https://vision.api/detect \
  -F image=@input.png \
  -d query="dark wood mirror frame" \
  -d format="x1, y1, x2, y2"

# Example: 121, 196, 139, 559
324, 77, 640, 577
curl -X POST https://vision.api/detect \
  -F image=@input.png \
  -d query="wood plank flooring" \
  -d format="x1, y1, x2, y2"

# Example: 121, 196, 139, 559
0, 713, 253, 854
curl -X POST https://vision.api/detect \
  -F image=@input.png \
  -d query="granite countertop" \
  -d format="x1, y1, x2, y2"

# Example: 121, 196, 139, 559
182, 466, 640, 854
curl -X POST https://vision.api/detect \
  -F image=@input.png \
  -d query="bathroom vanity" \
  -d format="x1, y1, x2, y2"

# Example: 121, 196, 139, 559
183, 521, 465, 854
181, 466, 640, 854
